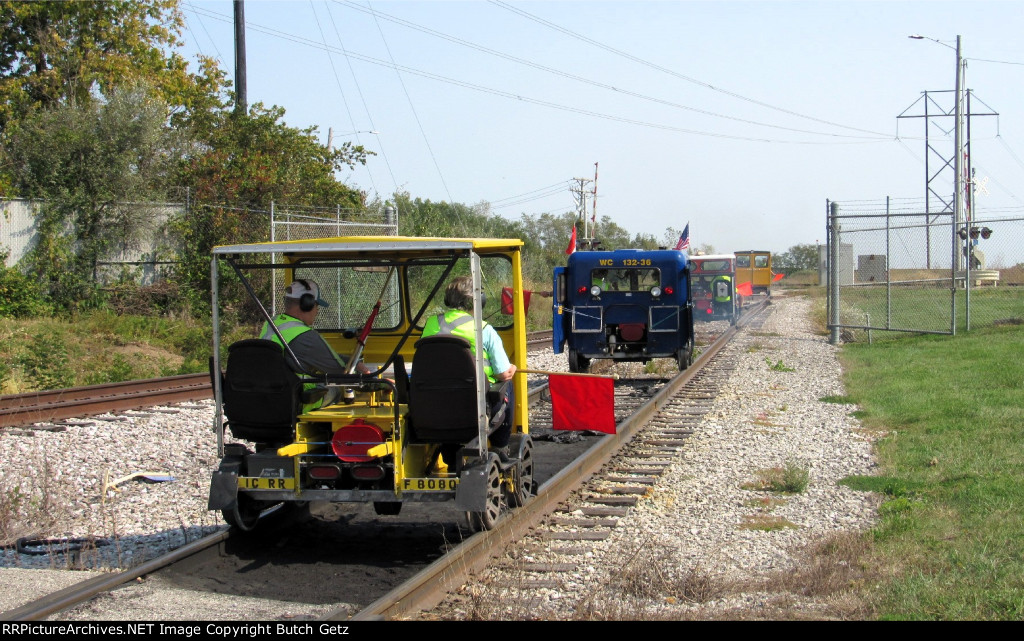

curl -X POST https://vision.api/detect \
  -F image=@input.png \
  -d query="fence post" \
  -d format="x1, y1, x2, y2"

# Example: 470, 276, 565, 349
886, 196, 892, 329
829, 201, 841, 345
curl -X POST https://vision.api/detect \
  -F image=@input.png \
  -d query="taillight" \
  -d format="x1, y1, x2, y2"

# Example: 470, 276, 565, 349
351, 465, 386, 481
308, 465, 341, 480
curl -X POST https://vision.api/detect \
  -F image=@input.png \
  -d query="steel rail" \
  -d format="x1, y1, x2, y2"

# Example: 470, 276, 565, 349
1, 331, 555, 430
0, 374, 212, 428
344, 300, 770, 620
0, 529, 231, 621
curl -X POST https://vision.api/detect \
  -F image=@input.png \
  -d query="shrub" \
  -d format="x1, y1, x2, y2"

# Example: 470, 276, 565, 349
0, 251, 51, 318
19, 327, 75, 390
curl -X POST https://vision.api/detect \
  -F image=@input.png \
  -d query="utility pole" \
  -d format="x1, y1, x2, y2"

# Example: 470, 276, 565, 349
592, 162, 599, 233
570, 177, 593, 247
953, 35, 963, 270
233, 0, 247, 115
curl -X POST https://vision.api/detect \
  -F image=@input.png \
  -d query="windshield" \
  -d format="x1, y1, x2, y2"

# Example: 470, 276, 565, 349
406, 255, 516, 330
293, 261, 402, 332
590, 267, 661, 292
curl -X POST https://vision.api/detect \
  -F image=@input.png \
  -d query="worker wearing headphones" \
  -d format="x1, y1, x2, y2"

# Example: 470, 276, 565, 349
259, 279, 370, 411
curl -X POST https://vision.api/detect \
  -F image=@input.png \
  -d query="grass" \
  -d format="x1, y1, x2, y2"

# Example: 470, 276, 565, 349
833, 284, 1024, 342
839, 323, 1024, 620
0, 311, 251, 394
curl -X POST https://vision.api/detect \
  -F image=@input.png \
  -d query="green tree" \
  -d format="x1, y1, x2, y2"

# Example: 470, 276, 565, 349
172, 103, 371, 305
774, 243, 820, 274
5, 84, 180, 309
180, 102, 369, 208
0, 0, 220, 129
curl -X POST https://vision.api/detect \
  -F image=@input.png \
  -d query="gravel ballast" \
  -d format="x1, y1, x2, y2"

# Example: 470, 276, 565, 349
0, 293, 880, 619
418, 293, 881, 619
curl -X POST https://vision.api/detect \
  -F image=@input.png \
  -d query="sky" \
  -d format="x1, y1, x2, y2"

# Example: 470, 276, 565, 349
176, 0, 1024, 256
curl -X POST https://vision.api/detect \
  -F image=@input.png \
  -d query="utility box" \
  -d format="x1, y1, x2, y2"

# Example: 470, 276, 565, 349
856, 254, 887, 283
820, 242, 853, 286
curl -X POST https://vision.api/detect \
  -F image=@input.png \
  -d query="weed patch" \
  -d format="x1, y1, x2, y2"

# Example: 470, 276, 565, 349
839, 475, 923, 499
765, 357, 795, 372
820, 395, 855, 404
742, 461, 810, 494
743, 496, 788, 510
740, 514, 798, 531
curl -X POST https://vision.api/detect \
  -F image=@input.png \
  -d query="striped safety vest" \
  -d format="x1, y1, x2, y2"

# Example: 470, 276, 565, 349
421, 310, 495, 383
259, 314, 324, 412
712, 275, 733, 303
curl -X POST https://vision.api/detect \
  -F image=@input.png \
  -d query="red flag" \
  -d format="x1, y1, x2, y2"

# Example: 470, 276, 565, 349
549, 374, 616, 434
565, 225, 577, 255
500, 287, 532, 315
736, 281, 753, 297
773, 273, 785, 282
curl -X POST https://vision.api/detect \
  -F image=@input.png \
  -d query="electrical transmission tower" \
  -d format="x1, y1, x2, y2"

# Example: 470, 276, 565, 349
898, 89, 997, 268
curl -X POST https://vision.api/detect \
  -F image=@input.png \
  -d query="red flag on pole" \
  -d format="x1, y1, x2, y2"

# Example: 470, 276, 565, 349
500, 287, 532, 315
565, 225, 577, 255
736, 281, 753, 297
549, 374, 616, 434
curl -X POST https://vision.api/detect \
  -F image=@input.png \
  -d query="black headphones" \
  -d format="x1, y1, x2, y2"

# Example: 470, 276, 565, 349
292, 278, 317, 312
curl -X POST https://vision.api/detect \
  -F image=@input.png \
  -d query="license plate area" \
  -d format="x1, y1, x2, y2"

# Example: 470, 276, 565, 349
238, 477, 296, 490
400, 477, 459, 491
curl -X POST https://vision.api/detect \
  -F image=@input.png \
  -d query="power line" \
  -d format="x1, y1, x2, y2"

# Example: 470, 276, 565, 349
490, 186, 574, 210
488, 180, 571, 204
489, 0, 892, 138
335, 1, 885, 141
181, 3, 891, 145
319, 0, 400, 200
967, 56, 1024, 66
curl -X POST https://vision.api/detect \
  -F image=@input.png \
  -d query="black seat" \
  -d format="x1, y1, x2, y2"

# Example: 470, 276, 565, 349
409, 335, 502, 444
221, 339, 301, 443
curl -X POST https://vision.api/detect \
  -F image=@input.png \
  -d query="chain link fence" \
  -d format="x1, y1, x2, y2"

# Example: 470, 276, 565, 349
2, 197, 397, 285
825, 198, 1024, 343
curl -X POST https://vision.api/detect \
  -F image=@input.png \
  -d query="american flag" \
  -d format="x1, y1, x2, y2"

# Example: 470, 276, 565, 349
674, 223, 690, 251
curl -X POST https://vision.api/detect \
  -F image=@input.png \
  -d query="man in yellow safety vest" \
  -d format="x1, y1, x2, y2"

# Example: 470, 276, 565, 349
259, 279, 370, 412
421, 276, 516, 452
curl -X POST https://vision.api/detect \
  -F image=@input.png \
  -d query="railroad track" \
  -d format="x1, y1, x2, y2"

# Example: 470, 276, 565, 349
345, 300, 770, 620
0, 331, 556, 429
0, 374, 212, 429
0, 308, 767, 620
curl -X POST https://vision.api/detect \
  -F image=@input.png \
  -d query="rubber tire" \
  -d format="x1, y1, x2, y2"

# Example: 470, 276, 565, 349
223, 493, 264, 533
465, 453, 504, 532
677, 337, 694, 371
506, 437, 535, 508
568, 349, 591, 374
